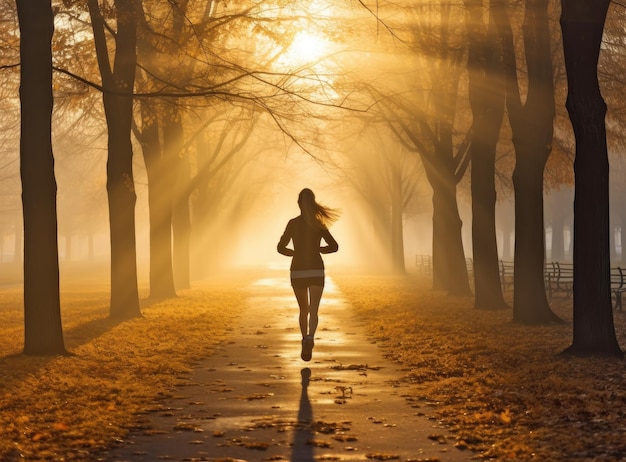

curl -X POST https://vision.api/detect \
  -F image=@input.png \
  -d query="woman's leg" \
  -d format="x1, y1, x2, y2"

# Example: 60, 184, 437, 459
293, 286, 310, 338
307, 285, 324, 339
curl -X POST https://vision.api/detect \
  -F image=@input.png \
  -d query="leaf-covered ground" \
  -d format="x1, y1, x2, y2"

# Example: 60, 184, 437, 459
1, 266, 626, 461
333, 271, 626, 461
0, 267, 249, 461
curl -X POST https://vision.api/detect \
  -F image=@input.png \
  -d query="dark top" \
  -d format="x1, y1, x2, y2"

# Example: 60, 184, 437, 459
277, 215, 339, 270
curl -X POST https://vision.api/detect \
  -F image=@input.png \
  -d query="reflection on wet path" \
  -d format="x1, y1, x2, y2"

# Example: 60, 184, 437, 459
103, 266, 471, 461
291, 367, 314, 461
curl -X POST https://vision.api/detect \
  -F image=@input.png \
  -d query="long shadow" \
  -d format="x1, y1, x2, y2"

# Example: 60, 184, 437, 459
291, 367, 314, 462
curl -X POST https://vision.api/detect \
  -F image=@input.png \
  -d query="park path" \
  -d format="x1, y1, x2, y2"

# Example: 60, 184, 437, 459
103, 267, 473, 462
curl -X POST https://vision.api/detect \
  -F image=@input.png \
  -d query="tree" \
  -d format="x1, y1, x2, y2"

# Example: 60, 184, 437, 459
466, 0, 508, 310
87, 0, 142, 319
334, 126, 423, 273
381, 2, 472, 295
560, 0, 622, 356
190, 110, 259, 274
16, 0, 66, 355
496, 0, 561, 323
134, 100, 177, 299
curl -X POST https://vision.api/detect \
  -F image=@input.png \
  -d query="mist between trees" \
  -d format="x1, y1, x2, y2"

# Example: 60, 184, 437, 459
2, 0, 625, 355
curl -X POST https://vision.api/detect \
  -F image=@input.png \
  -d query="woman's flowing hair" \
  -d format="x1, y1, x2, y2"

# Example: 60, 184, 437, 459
298, 188, 340, 230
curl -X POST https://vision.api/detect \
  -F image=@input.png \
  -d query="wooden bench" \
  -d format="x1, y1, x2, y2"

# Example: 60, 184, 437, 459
466, 258, 474, 281
611, 267, 626, 311
499, 260, 514, 292
500, 260, 556, 294
496, 261, 625, 309
415, 255, 432, 274
546, 262, 573, 299
544, 261, 556, 297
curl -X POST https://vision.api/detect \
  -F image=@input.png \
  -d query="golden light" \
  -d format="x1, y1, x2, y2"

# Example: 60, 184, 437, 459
279, 31, 331, 67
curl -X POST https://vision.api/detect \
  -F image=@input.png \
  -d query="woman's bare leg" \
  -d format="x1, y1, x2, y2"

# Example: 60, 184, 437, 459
307, 285, 324, 339
293, 286, 309, 338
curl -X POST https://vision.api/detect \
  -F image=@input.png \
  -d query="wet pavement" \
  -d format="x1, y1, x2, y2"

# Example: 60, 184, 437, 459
103, 269, 473, 461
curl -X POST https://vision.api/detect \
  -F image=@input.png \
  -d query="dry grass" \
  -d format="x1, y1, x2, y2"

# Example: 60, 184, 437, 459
0, 267, 250, 462
334, 270, 626, 461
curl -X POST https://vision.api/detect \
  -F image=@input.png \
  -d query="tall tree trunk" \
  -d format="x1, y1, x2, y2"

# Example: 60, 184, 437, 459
466, 0, 508, 310
88, 0, 141, 319
163, 112, 191, 290
173, 161, 192, 289
430, 164, 471, 295
512, 154, 558, 322
192, 135, 212, 278
17, 0, 66, 355
105, 104, 141, 319
497, 0, 561, 323
560, 0, 621, 356
390, 166, 406, 274
140, 109, 176, 299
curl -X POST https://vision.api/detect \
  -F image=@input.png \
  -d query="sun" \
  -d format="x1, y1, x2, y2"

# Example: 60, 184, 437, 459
281, 31, 330, 67
291, 32, 328, 61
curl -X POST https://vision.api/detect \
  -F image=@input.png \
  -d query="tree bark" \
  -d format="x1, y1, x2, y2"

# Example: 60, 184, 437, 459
466, 0, 509, 310
429, 160, 471, 296
512, 153, 559, 323
390, 164, 406, 274
497, 0, 561, 323
88, 0, 141, 319
560, 0, 622, 356
17, 0, 66, 355
139, 107, 177, 299
163, 112, 192, 290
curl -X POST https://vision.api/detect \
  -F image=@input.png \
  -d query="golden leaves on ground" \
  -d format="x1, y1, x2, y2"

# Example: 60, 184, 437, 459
0, 273, 248, 461
335, 271, 626, 461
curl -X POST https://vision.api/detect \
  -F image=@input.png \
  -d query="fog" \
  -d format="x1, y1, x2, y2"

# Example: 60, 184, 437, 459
3, 0, 626, 293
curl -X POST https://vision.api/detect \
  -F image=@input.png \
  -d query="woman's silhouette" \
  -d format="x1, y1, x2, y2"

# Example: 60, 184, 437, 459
277, 188, 339, 361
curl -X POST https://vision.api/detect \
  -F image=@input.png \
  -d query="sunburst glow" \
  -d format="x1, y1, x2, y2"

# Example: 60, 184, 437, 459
282, 31, 330, 67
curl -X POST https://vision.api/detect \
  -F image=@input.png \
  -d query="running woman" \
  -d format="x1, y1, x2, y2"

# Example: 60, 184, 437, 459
277, 188, 339, 361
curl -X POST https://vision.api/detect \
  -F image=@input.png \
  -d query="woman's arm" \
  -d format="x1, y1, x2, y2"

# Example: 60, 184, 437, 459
277, 223, 295, 256
320, 229, 338, 254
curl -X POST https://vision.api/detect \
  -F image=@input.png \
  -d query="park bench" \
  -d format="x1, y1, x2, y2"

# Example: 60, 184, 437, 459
415, 254, 432, 274
546, 262, 573, 299
499, 260, 514, 292
544, 261, 556, 296
466, 258, 474, 281
500, 261, 556, 294
545, 263, 626, 308
413, 255, 472, 279
611, 267, 626, 311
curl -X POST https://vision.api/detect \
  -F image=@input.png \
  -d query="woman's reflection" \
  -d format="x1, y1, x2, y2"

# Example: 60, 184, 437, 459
291, 367, 314, 461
